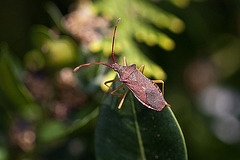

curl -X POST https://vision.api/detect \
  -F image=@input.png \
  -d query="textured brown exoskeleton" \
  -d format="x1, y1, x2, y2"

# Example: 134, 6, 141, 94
74, 18, 170, 111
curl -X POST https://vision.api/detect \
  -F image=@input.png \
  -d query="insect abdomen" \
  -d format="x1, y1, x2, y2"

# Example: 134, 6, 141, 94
124, 71, 166, 111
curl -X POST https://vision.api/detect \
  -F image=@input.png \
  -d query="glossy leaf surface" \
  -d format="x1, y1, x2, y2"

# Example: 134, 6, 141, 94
95, 81, 187, 160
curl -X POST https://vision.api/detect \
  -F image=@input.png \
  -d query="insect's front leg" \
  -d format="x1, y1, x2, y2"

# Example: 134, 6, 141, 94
104, 78, 120, 93
104, 78, 126, 99
105, 79, 125, 98
110, 83, 125, 98
138, 64, 145, 73
105, 78, 128, 109
123, 56, 128, 66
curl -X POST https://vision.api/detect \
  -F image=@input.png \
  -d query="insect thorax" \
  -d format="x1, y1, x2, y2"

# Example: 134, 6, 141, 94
113, 64, 137, 81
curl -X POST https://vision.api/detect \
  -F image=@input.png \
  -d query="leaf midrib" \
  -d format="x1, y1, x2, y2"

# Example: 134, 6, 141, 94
130, 93, 146, 160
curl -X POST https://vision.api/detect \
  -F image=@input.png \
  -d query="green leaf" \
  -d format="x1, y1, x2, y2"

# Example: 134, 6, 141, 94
38, 106, 99, 143
90, 0, 186, 80
95, 80, 187, 160
38, 121, 67, 143
0, 146, 8, 160
45, 1, 66, 33
0, 44, 42, 121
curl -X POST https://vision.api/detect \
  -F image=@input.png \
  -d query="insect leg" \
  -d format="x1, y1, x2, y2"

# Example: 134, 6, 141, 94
123, 56, 128, 66
151, 80, 164, 96
105, 78, 126, 99
110, 83, 125, 98
105, 66, 128, 108
104, 78, 120, 93
151, 80, 171, 107
138, 64, 145, 73
118, 89, 129, 109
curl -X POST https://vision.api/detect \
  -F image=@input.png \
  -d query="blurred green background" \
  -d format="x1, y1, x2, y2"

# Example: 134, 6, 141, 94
1, 0, 240, 159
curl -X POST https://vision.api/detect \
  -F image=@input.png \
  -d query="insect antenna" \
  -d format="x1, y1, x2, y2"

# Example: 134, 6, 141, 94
112, 18, 121, 64
73, 63, 112, 72
73, 18, 121, 72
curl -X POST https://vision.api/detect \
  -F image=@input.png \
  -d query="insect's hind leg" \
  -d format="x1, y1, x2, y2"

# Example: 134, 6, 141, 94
151, 80, 171, 107
151, 80, 164, 96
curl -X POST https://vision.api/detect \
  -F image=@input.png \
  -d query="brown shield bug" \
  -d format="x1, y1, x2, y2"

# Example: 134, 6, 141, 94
74, 18, 171, 111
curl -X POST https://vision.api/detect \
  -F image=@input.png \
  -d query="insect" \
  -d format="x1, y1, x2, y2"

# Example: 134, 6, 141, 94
74, 18, 170, 111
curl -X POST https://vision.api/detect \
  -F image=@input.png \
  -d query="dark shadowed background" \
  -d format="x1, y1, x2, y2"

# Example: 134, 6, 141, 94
0, 0, 240, 159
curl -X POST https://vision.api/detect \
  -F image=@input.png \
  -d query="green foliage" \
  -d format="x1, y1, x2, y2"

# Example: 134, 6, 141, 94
39, 120, 67, 143
0, 0, 189, 159
0, 44, 42, 121
0, 146, 8, 160
0, 44, 98, 159
90, 0, 186, 80
3, 0, 240, 159
25, 25, 79, 72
